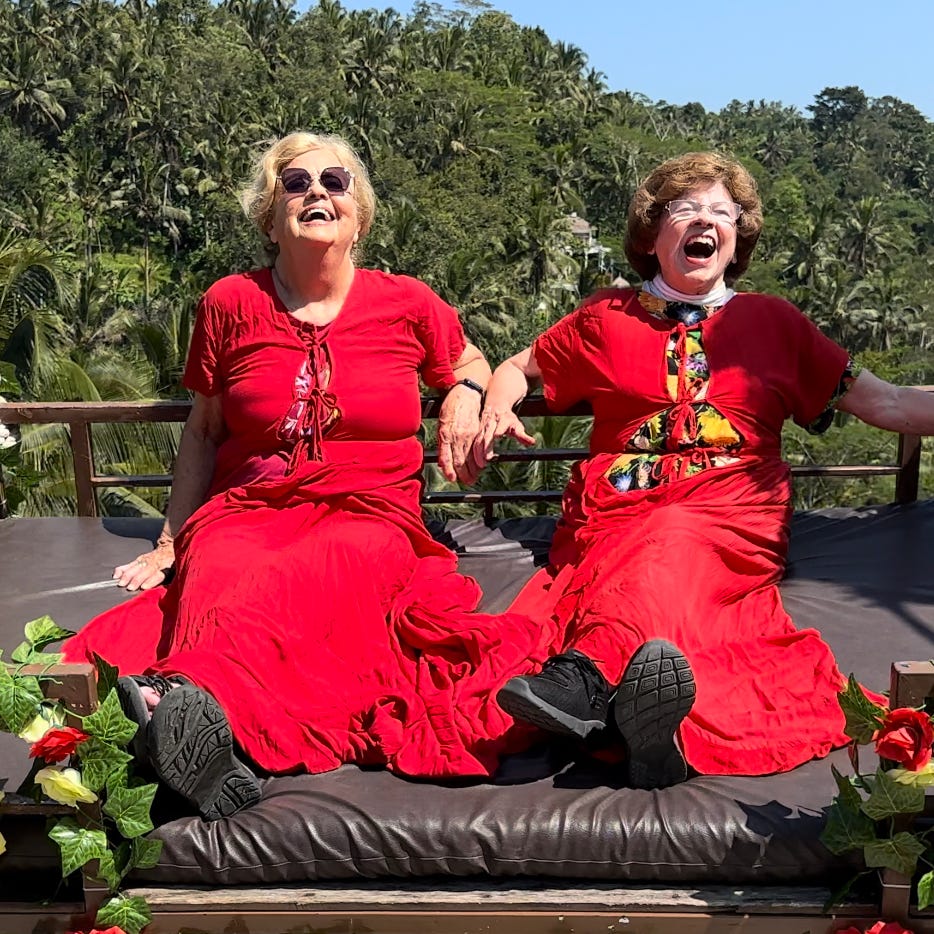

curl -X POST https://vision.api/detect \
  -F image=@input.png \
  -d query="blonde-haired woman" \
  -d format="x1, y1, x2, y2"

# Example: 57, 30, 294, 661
64, 132, 552, 819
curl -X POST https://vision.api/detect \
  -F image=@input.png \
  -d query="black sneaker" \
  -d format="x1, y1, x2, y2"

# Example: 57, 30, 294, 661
148, 684, 262, 821
116, 674, 187, 766
614, 639, 696, 790
497, 649, 611, 739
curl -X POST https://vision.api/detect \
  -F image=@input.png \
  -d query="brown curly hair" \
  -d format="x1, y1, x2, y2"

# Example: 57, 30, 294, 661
625, 152, 763, 286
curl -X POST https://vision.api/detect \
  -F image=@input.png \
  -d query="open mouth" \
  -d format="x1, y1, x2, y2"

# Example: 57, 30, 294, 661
299, 207, 334, 223
684, 236, 716, 259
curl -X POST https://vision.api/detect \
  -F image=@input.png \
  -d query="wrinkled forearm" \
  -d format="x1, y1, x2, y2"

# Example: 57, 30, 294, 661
161, 422, 219, 542
484, 354, 539, 416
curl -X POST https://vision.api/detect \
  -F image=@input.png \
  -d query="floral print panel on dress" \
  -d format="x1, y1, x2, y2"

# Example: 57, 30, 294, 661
606, 297, 744, 494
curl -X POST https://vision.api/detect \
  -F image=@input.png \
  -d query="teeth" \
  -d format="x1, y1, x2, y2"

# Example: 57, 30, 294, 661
301, 208, 333, 222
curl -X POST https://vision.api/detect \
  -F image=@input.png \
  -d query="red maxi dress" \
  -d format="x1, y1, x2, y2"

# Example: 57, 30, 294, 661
509, 288, 857, 777
64, 268, 555, 778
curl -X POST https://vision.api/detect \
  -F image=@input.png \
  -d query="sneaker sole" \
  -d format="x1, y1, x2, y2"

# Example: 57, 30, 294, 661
497, 677, 606, 739
148, 685, 262, 821
614, 640, 695, 789
116, 676, 151, 764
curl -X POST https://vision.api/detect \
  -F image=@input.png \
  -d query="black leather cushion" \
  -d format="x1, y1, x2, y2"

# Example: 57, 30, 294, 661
3, 503, 934, 885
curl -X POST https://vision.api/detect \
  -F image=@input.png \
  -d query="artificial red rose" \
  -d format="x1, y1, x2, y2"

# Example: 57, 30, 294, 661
29, 726, 90, 764
866, 922, 916, 934
874, 708, 934, 770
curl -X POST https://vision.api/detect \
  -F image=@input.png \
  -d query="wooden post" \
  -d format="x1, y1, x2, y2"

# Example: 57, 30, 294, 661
895, 433, 922, 505
70, 421, 97, 517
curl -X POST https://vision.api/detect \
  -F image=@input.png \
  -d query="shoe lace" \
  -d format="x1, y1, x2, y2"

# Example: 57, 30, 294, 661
140, 673, 185, 698
540, 651, 608, 703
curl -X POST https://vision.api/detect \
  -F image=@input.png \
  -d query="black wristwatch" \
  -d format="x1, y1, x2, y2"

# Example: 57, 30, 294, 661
453, 378, 486, 401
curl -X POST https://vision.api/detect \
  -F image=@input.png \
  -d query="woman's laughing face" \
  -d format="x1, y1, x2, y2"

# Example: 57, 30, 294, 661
650, 181, 739, 295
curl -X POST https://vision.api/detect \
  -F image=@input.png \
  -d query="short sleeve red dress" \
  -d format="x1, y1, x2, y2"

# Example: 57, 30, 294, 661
63, 268, 555, 778
509, 288, 857, 776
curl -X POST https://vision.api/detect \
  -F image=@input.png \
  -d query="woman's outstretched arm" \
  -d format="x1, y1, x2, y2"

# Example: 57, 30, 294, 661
838, 369, 934, 435
471, 346, 541, 472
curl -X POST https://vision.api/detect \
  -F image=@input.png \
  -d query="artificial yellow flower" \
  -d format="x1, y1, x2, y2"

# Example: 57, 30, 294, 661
35, 767, 98, 807
0, 830, 6, 856
889, 762, 934, 786
17, 702, 66, 743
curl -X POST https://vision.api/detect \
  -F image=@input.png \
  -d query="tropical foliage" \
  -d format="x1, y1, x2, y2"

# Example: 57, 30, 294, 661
0, 0, 931, 514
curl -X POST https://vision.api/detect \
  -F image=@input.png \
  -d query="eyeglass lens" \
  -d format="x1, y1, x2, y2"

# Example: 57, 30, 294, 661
280, 167, 352, 196
667, 200, 741, 222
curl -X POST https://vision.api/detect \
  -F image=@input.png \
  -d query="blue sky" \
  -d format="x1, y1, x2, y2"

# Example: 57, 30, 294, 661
328, 0, 934, 120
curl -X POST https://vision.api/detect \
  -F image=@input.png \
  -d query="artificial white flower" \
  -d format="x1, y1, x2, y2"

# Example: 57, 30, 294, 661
35, 767, 98, 807
18, 702, 67, 743
889, 762, 934, 786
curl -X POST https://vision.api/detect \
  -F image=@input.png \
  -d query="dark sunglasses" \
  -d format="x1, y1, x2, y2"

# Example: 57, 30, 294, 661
278, 166, 354, 197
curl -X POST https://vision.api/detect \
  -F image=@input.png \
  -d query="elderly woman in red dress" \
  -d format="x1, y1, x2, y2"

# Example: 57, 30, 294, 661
476, 151, 934, 791
63, 132, 554, 819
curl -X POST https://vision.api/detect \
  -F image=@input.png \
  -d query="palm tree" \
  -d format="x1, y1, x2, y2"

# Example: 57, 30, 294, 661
0, 35, 72, 135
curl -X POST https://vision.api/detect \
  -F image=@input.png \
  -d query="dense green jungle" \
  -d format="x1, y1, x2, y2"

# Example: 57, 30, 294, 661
0, 0, 931, 516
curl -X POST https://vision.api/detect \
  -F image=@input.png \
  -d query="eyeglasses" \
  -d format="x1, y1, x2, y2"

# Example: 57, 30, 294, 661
278, 166, 354, 197
665, 200, 743, 224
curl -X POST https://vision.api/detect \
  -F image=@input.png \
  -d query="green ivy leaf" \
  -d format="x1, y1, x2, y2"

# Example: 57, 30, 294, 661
862, 766, 926, 820
130, 836, 163, 871
0, 665, 44, 733
820, 796, 877, 854
93, 846, 121, 892
831, 763, 864, 811
92, 653, 120, 704
864, 831, 927, 876
11, 643, 65, 665
24, 616, 74, 651
48, 816, 109, 879
839, 674, 886, 744
83, 688, 137, 745
103, 781, 158, 839
95, 891, 152, 934
918, 870, 934, 910
77, 736, 133, 793
95, 839, 133, 889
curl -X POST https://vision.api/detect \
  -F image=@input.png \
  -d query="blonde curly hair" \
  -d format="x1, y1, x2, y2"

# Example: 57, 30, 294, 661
239, 132, 377, 264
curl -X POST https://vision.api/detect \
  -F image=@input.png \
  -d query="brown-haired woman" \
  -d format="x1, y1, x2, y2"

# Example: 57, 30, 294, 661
474, 150, 934, 790
63, 132, 554, 819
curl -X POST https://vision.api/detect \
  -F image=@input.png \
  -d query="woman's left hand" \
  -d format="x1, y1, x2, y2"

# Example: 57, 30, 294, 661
438, 384, 485, 485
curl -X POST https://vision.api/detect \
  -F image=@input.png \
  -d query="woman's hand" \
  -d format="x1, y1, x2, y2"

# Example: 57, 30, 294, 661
113, 541, 175, 592
438, 384, 485, 485
471, 406, 537, 470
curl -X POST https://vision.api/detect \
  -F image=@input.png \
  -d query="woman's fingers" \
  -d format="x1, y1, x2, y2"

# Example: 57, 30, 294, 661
114, 550, 170, 591
472, 412, 535, 467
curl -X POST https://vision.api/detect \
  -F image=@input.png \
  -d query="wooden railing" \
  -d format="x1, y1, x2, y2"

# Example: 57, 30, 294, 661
0, 396, 926, 518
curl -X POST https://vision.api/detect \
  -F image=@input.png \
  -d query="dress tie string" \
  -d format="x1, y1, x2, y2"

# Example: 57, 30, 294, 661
281, 326, 340, 475
285, 384, 340, 474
